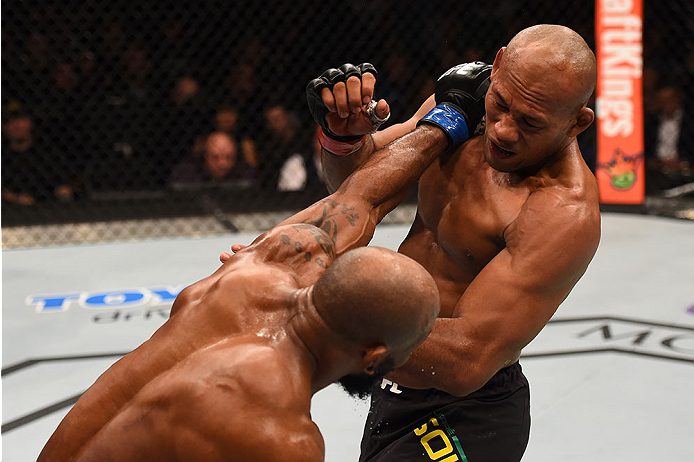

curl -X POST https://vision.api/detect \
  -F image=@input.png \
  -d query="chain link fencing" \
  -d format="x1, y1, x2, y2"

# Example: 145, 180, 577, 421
2, 0, 692, 248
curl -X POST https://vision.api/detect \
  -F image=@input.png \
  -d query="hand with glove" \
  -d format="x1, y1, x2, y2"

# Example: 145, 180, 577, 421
306, 63, 391, 156
417, 62, 492, 151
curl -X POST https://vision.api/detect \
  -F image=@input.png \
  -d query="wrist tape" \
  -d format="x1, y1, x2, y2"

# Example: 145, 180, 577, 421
418, 104, 470, 149
318, 128, 366, 156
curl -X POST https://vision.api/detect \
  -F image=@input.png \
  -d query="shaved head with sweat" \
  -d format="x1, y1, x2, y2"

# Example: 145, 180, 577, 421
484, 24, 597, 173
312, 246, 440, 397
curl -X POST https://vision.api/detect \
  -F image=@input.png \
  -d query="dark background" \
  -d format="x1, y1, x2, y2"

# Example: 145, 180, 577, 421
2, 0, 693, 243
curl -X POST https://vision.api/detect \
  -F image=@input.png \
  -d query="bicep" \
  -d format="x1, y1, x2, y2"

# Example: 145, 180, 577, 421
454, 250, 565, 363
454, 216, 599, 367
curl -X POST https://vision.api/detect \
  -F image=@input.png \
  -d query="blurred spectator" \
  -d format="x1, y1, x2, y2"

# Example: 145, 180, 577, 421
167, 75, 209, 150
148, 75, 211, 187
278, 127, 325, 192
683, 47, 694, 106
255, 103, 313, 191
89, 44, 162, 192
16, 33, 52, 109
42, 60, 90, 198
2, 110, 74, 204
168, 132, 256, 190
212, 105, 259, 168
645, 85, 694, 192
225, 63, 257, 114
121, 45, 153, 102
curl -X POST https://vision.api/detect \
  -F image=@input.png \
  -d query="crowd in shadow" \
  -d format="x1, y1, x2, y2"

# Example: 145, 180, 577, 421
2, 1, 692, 209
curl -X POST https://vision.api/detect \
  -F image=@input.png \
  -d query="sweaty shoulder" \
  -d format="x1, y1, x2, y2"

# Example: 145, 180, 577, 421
519, 151, 600, 234
505, 168, 600, 287
169, 342, 323, 462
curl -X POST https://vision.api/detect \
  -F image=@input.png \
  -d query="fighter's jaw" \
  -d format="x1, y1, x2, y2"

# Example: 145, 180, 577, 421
482, 134, 520, 173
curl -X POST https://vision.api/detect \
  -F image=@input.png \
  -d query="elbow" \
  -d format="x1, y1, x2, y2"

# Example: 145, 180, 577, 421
443, 360, 499, 397
443, 371, 489, 398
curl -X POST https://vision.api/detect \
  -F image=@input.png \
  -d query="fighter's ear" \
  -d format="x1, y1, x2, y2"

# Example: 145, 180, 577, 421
491, 47, 506, 78
361, 345, 388, 375
567, 106, 594, 138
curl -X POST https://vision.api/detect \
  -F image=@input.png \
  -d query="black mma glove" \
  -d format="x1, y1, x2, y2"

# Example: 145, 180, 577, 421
306, 63, 378, 142
417, 62, 493, 150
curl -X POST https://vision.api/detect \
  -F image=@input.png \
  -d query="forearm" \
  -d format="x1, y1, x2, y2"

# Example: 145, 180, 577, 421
321, 135, 377, 193
335, 124, 446, 218
277, 125, 446, 255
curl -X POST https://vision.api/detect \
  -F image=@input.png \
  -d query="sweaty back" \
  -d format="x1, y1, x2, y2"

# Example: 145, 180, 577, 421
312, 246, 439, 350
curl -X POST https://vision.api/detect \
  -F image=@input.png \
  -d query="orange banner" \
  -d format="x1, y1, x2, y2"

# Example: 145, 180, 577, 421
595, 0, 645, 204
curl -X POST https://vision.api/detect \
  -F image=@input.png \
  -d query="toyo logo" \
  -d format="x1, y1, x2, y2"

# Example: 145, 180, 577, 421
26, 286, 186, 313
597, 148, 644, 190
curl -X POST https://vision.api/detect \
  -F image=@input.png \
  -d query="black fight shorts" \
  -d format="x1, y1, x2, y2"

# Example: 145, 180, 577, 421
359, 362, 530, 462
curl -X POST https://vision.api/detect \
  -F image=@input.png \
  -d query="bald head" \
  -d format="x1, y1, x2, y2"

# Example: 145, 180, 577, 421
204, 132, 237, 179
312, 247, 439, 351
502, 24, 597, 112
205, 131, 236, 155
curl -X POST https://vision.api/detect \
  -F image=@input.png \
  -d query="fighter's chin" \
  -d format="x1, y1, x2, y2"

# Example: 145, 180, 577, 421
483, 141, 518, 173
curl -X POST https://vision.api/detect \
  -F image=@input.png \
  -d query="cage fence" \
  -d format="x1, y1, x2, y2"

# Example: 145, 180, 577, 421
2, 0, 693, 248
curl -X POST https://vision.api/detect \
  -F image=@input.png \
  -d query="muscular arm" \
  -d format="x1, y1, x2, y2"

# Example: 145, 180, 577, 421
321, 95, 436, 192
387, 190, 601, 396
271, 124, 446, 256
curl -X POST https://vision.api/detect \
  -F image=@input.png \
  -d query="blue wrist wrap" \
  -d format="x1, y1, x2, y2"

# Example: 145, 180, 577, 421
419, 104, 469, 149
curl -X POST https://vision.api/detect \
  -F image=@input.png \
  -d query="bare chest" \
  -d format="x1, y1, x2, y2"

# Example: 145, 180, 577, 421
400, 144, 530, 308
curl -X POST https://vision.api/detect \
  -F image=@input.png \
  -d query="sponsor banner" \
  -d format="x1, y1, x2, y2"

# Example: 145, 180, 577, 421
595, 0, 645, 204
26, 286, 186, 312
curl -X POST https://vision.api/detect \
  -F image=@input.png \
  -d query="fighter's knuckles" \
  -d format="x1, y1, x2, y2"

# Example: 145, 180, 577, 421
359, 63, 378, 79
332, 82, 349, 117
338, 63, 361, 81
306, 77, 326, 98
332, 80, 347, 92
320, 67, 346, 87
346, 75, 362, 86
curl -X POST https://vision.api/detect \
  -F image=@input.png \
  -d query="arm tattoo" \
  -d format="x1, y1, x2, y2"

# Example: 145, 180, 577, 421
300, 199, 361, 243
280, 225, 336, 268
301, 204, 339, 240
280, 199, 363, 267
